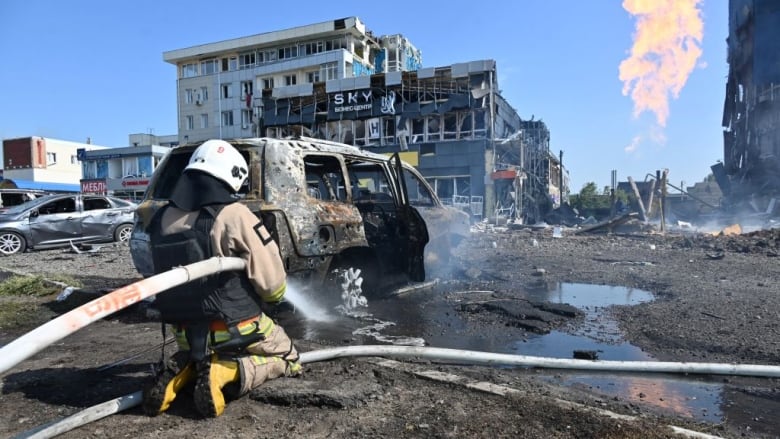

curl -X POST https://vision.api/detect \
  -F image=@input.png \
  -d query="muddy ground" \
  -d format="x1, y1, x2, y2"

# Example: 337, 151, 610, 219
1, 223, 779, 438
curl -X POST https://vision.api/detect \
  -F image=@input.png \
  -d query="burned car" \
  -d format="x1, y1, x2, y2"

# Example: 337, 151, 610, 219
130, 137, 469, 296
0, 194, 136, 255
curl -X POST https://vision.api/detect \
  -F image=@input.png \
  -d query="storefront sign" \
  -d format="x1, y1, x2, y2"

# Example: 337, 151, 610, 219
332, 90, 373, 113
121, 178, 150, 187
81, 179, 107, 193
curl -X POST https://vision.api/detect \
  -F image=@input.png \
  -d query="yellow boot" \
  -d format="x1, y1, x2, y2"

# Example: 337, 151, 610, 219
193, 354, 240, 417
142, 362, 196, 416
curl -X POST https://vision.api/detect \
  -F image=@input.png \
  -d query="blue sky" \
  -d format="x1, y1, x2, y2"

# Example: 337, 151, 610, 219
0, 0, 728, 193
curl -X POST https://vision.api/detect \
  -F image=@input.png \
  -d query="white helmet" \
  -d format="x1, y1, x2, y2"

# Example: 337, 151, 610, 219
185, 139, 249, 192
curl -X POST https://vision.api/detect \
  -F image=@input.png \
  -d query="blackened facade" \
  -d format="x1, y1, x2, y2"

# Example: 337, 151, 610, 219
261, 59, 566, 222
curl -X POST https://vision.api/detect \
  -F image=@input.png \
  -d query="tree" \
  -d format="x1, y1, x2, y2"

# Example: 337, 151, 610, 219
576, 182, 600, 209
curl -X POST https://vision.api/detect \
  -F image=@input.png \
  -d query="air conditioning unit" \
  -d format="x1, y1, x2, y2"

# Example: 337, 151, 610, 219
195, 99, 203, 106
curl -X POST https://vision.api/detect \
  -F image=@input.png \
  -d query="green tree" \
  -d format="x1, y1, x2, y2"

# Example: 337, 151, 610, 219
575, 182, 600, 209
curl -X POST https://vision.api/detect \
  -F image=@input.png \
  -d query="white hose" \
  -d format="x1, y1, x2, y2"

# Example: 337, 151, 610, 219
13, 344, 777, 438
299, 345, 780, 377
0, 256, 246, 375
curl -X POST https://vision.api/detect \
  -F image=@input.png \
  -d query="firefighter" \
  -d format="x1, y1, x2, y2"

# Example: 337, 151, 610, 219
141, 139, 301, 418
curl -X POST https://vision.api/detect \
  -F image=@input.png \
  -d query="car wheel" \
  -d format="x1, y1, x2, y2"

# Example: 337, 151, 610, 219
0, 231, 26, 255
114, 224, 133, 243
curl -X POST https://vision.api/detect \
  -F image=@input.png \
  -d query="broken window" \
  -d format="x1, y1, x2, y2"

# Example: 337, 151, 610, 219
404, 171, 435, 207
354, 121, 367, 147
39, 197, 76, 215
411, 118, 425, 143
444, 113, 458, 140
460, 112, 473, 139
382, 117, 396, 145
346, 161, 395, 204
426, 116, 441, 141
241, 81, 254, 99
304, 155, 346, 202
473, 109, 487, 138
84, 197, 111, 211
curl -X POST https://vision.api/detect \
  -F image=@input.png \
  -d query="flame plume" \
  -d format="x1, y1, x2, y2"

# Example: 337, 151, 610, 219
619, 0, 704, 127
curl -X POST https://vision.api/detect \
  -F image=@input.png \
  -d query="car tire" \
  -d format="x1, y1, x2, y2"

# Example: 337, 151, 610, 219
0, 231, 26, 255
114, 224, 133, 243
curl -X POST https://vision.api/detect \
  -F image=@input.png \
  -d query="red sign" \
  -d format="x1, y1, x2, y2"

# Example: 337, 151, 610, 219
121, 178, 150, 187
491, 170, 517, 180
82, 180, 107, 193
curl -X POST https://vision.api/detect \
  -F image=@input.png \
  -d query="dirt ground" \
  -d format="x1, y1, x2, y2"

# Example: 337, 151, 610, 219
1, 223, 780, 438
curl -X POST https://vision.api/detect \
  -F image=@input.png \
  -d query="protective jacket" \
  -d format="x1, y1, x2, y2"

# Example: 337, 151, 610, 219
149, 200, 287, 360
149, 203, 262, 326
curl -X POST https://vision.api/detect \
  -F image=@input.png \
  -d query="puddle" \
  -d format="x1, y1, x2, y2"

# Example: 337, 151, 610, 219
278, 282, 778, 433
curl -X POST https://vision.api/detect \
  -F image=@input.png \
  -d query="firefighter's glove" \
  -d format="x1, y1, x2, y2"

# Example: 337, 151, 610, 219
142, 361, 196, 416
193, 353, 240, 417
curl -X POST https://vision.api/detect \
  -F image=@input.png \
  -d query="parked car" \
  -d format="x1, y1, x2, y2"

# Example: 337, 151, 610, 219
131, 137, 469, 296
0, 188, 50, 211
0, 193, 136, 255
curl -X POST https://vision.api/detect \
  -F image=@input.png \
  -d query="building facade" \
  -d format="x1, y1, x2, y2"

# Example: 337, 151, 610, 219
163, 17, 421, 145
720, 0, 780, 209
79, 133, 175, 200
1, 134, 175, 199
164, 18, 566, 222
1, 136, 109, 192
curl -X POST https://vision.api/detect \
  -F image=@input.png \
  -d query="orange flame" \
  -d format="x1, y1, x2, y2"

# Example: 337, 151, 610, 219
619, 0, 704, 127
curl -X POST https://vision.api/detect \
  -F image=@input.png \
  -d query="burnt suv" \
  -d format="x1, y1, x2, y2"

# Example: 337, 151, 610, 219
130, 137, 469, 296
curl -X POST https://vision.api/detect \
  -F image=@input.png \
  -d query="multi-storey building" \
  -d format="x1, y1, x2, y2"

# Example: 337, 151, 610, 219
164, 17, 566, 222
1, 136, 109, 192
163, 17, 421, 144
719, 0, 780, 211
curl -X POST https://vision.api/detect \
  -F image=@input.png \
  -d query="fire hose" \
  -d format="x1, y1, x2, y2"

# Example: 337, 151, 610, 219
2, 257, 778, 438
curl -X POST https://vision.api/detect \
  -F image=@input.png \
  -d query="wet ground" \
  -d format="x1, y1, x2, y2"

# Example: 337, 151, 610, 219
276, 280, 773, 433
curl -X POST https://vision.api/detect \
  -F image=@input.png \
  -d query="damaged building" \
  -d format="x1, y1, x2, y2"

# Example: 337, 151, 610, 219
163, 17, 567, 222
719, 0, 780, 213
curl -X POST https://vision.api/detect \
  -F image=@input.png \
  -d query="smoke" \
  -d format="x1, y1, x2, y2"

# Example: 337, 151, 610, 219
625, 135, 641, 153
619, 0, 704, 127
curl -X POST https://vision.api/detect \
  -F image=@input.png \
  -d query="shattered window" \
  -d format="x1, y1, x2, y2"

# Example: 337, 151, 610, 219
426, 116, 441, 141
444, 113, 457, 140
84, 197, 111, 211
404, 170, 435, 207
304, 155, 346, 202
347, 161, 395, 204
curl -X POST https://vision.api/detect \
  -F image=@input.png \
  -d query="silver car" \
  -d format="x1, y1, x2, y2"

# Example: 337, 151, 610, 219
0, 193, 136, 255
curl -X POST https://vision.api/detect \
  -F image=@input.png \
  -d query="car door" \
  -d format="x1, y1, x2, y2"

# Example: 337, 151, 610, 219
29, 196, 82, 245
388, 153, 429, 282
81, 196, 118, 241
